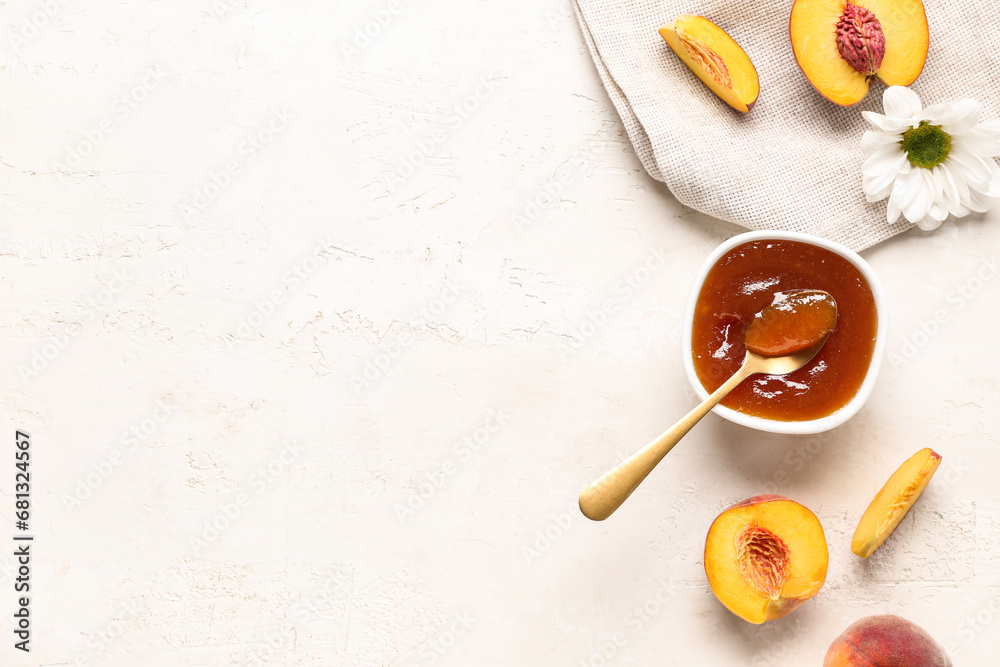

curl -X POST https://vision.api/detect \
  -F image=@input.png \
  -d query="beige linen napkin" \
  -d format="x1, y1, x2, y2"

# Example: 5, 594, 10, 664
572, 0, 1000, 250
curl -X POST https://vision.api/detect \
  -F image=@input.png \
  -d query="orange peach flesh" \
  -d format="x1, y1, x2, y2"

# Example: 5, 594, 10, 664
660, 16, 759, 113
851, 448, 941, 558
872, 0, 929, 86
824, 614, 953, 666
705, 495, 828, 624
789, 0, 928, 106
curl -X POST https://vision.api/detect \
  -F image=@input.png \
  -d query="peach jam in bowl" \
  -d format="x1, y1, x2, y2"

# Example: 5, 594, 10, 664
682, 231, 887, 434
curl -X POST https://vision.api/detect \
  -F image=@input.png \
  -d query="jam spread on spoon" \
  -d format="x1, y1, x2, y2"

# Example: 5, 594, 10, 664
745, 289, 838, 358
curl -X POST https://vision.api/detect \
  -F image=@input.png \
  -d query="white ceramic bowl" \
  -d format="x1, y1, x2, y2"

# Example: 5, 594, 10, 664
681, 230, 887, 434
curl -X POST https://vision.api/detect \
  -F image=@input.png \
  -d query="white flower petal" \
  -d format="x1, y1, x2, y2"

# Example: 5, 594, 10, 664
915, 213, 943, 231
943, 99, 982, 134
966, 187, 998, 213
901, 169, 934, 223
956, 120, 1000, 157
928, 167, 945, 209
862, 110, 886, 128
921, 103, 953, 125
923, 99, 981, 134
947, 148, 993, 191
888, 168, 920, 223
883, 86, 922, 119
862, 145, 905, 177
918, 168, 940, 219
863, 177, 894, 203
918, 200, 949, 229
946, 163, 972, 210
951, 203, 971, 218
863, 151, 908, 200
886, 179, 905, 223
944, 146, 990, 189
881, 118, 917, 134
936, 164, 962, 211
984, 158, 1000, 197
860, 130, 902, 154
862, 111, 913, 134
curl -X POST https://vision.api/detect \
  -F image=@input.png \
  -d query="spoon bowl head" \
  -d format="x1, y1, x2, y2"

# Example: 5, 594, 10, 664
743, 331, 832, 376
745, 289, 838, 358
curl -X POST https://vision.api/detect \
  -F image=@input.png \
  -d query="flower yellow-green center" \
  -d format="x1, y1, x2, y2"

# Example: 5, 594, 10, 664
900, 122, 951, 169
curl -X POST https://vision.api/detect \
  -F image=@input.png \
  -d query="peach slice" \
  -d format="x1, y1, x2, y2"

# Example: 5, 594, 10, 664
851, 448, 941, 558
824, 614, 953, 666
789, 0, 928, 106
704, 495, 828, 624
659, 16, 759, 113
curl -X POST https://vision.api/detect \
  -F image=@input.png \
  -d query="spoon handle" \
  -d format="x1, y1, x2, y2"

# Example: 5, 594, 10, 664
578, 364, 756, 521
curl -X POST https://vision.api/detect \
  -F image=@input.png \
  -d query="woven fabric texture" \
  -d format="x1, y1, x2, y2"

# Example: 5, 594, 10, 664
572, 0, 1000, 250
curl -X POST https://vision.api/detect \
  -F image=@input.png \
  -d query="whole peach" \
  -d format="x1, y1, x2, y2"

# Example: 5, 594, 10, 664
824, 615, 952, 666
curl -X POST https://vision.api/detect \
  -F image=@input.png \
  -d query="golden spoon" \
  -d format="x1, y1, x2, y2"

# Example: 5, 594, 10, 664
578, 289, 837, 521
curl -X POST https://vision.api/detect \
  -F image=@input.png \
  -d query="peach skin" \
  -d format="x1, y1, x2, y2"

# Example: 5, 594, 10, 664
824, 614, 952, 666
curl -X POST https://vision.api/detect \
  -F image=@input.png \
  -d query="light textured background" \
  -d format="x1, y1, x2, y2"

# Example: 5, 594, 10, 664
0, 1, 998, 665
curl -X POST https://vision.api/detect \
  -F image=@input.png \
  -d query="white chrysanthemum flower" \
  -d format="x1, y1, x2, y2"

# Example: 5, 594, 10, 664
861, 86, 1000, 230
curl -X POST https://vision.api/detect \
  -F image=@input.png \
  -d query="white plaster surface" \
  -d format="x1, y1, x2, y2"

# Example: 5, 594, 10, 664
0, 1, 998, 665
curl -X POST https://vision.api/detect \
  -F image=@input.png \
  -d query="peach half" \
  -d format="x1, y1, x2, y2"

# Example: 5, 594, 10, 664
789, 0, 928, 106
851, 447, 941, 558
824, 614, 952, 666
704, 495, 828, 624
659, 16, 759, 113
